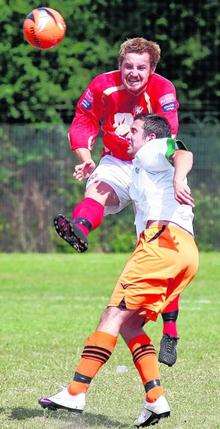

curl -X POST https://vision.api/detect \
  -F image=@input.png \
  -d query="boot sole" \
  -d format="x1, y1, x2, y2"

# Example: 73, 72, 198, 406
158, 357, 175, 367
136, 411, 170, 427
54, 214, 88, 253
38, 398, 83, 413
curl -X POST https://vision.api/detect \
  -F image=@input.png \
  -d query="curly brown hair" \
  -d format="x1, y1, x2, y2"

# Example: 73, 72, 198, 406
118, 37, 161, 70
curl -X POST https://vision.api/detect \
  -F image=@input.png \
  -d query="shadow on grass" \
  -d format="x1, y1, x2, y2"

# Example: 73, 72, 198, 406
2, 407, 128, 428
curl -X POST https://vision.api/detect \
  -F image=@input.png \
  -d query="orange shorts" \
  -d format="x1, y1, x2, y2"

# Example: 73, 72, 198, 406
108, 224, 199, 321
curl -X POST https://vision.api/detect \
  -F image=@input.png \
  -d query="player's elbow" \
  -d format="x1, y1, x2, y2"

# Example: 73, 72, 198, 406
67, 130, 75, 152
183, 150, 193, 173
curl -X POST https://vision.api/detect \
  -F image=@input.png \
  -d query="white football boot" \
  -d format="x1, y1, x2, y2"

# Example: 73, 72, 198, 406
134, 395, 170, 427
38, 387, 86, 412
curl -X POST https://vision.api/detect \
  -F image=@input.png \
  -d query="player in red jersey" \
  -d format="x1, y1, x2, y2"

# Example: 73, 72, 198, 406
54, 38, 180, 366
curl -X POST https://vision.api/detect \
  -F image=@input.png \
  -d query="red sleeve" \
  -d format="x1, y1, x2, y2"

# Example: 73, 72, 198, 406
103, 132, 133, 161
151, 79, 179, 136
68, 76, 103, 151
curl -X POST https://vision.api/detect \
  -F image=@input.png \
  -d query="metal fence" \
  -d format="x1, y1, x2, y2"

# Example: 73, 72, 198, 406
1, 118, 220, 252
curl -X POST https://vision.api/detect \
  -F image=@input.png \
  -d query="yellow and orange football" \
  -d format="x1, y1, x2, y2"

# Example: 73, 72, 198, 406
23, 7, 66, 50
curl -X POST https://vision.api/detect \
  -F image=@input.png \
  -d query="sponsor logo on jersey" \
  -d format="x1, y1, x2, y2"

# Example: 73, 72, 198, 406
144, 227, 161, 242
113, 112, 133, 129
162, 102, 176, 112
159, 93, 175, 106
81, 99, 92, 109
115, 123, 130, 136
121, 282, 130, 289
80, 89, 93, 110
133, 105, 144, 115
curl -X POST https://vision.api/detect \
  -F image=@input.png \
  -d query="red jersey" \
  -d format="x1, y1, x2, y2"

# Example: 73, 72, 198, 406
68, 70, 179, 161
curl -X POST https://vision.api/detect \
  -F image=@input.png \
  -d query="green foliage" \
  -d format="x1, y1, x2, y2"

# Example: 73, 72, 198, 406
0, 0, 218, 123
194, 189, 220, 251
88, 206, 136, 253
0, 1, 219, 252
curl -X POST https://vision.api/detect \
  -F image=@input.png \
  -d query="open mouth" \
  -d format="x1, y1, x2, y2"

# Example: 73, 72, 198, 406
128, 79, 140, 85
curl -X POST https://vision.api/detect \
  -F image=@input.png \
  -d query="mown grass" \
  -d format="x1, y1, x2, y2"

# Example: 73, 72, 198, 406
0, 252, 219, 429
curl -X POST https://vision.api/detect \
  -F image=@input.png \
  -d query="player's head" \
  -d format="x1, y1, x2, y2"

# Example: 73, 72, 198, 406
118, 38, 161, 69
127, 114, 171, 155
118, 38, 161, 95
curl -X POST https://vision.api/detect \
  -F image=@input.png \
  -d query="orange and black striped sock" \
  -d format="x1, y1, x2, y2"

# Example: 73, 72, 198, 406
68, 331, 117, 395
128, 334, 164, 402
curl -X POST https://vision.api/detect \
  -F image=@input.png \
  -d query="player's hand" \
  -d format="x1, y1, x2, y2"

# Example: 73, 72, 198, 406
173, 180, 195, 207
73, 160, 96, 181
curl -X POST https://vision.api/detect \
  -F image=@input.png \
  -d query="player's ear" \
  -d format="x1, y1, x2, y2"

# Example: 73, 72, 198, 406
145, 132, 156, 142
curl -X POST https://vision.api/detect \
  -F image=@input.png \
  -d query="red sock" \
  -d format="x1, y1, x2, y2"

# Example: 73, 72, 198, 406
162, 296, 180, 338
163, 320, 178, 337
71, 197, 104, 236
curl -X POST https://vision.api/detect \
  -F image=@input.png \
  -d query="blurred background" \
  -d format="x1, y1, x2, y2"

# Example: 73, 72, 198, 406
0, 0, 219, 252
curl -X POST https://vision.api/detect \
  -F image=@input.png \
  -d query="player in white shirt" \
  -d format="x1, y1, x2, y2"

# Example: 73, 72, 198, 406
39, 115, 199, 427
128, 115, 194, 237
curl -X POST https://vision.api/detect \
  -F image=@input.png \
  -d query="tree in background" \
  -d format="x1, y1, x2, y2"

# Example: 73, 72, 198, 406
0, 0, 219, 252
0, 0, 219, 123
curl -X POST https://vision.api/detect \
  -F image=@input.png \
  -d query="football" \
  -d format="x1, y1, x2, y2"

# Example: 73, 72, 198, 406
23, 7, 66, 50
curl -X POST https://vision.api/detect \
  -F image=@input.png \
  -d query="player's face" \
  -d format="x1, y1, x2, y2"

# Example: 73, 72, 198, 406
127, 119, 156, 155
127, 119, 146, 155
120, 52, 152, 94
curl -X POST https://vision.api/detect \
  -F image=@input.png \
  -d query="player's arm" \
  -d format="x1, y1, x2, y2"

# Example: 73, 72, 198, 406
164, 138, 194, 206
153, 81, 179, 137
72, 149, 96, 181
68, 78, 103, 180
103, 131, 133, 161
172, 148, 194, 206
136, 138, 194, 207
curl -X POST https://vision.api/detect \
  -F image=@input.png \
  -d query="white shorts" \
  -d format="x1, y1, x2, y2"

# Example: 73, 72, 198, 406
86, 155, 132, 215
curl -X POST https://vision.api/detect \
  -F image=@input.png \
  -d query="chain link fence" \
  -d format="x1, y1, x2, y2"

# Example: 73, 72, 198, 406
1, 117, 220, 252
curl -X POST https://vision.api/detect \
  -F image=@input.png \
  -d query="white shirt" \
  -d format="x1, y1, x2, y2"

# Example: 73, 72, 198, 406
129, 138, 194, 236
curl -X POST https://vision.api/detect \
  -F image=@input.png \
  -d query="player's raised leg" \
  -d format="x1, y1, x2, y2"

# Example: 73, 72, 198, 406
54, 156, 131, 253
54, 181, 116, 252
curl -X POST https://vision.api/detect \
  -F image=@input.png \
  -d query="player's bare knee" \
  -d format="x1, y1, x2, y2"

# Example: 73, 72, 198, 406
85, 181, 119, 206
120, 312, 145, 342
97, 306, 133, 332
97, 307, 117, 328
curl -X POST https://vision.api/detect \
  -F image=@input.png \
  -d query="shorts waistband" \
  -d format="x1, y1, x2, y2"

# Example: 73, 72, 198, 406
146, 220, 193, 236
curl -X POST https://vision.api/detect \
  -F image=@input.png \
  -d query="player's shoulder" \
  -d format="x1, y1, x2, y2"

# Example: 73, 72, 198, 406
147, 73, 176, 93
145, 137, 170, 153
90, 70, 122, 91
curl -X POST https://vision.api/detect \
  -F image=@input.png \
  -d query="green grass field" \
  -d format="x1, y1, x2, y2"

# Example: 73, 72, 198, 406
0, 252, 220, 429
